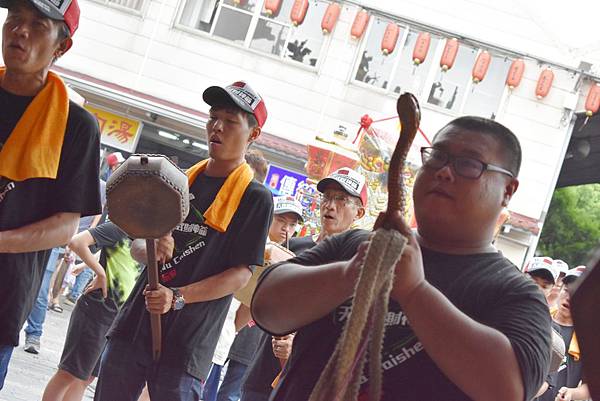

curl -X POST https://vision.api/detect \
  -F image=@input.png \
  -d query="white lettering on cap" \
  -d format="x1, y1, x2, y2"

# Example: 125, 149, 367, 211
333, 174, 360, 191
228, 86, 262, 110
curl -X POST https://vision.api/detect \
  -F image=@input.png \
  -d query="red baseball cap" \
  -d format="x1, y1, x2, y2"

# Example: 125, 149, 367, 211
203, 81, 268, 128
1, 0, 80, 36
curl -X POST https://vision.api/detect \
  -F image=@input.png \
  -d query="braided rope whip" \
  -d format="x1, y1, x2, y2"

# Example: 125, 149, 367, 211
308, 93, 421, 401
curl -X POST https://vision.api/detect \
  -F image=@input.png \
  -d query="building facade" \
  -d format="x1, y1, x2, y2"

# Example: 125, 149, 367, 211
2, 0, 597, 266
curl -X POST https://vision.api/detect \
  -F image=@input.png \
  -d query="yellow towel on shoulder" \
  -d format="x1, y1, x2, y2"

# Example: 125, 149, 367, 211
0, 68, 69, 181
568, 332, 580, 361
187, 160, 254, 232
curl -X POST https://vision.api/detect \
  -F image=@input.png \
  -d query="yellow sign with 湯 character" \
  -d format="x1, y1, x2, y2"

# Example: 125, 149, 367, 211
85, 105, 143, 153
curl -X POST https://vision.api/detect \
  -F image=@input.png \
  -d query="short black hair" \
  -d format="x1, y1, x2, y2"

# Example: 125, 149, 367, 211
210, 104, 258, 129
436, 116, 522, 177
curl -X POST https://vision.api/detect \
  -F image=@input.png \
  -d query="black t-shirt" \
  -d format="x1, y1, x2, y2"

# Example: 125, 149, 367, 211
241, 236, 319, 394
256, 229, 551, 401
0, 87, 102, 346
109, 173, 273, 381
539, 323, 582, 401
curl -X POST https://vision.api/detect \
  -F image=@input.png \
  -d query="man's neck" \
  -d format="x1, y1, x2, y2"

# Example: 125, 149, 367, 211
553, 312, 573, 327
316, 228, 340, 243
1, 69, 49, 97
204, 157, 244, 178
416, 232, 497, 255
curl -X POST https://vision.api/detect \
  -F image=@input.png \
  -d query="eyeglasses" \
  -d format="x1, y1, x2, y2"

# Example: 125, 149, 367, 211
420, 147, 514, 179
321, 193, 358, 207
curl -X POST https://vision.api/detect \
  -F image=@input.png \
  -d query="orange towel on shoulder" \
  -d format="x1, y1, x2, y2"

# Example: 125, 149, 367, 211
0, 68, 69, 181
186, 160, 254, 232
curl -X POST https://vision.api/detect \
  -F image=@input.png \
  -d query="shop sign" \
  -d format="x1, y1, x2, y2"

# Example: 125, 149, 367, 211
265, 165, 308, 196
85, 105, 143, 153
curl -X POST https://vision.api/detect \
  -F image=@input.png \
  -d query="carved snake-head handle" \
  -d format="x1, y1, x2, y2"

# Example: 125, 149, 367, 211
378, 93, 421, 230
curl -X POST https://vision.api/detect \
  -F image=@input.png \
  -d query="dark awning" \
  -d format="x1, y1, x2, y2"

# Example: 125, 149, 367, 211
556, 112, 600, 188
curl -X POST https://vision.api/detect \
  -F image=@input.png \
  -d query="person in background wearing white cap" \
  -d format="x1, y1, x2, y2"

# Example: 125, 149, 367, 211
538, 266, 589, 401
203, 195, 304, 401
93, 81, 273, 401
525, 257, 559, 303
240, 169, 366, 401
0, 0, 101, 390
547, 259, 569, 309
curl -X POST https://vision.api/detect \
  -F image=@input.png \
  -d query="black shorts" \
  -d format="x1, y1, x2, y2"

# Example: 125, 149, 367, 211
59, 290, 118, 380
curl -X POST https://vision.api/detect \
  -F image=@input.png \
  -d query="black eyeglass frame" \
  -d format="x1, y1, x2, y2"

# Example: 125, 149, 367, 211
420, 147, 515, 179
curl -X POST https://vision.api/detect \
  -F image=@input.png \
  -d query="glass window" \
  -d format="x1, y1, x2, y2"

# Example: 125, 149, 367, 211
223, 0, 257, 13
213, 6, 253, 44
427, 44, 477, 112
389, 29, 440, 96
462, 54, 511, 119
284, 0, 327, 66
177, 0, 330, 68
354, 17, 404, 90
251, 18, 289, 56
179, 0, 219, 32
107, 0, 144, 11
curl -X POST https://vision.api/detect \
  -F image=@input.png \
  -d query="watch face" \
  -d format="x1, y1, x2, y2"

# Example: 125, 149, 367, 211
174, 298, 185, 310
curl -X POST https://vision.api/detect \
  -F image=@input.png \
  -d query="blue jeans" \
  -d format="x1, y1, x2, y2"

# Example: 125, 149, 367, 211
203, 363, 223, 401
0, 345, 14, 390
241, 390, 271, 401
24, 248, 61, 340
216, 360, 248, 401
94, 338, 203, 401
69, 266, 93, 300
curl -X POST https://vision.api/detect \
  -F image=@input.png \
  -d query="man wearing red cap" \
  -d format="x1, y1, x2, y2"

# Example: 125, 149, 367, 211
0, 0, 101, 390
93, 82, 273, 401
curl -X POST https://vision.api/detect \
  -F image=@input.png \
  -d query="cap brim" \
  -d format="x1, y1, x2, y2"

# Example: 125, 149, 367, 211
317, 177, 361, 198
274, 208, 303, 222
528, 269, 555, 284
203, 86, 253, 114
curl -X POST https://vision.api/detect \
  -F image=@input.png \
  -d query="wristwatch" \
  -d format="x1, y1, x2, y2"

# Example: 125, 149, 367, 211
171, 287, 185, 311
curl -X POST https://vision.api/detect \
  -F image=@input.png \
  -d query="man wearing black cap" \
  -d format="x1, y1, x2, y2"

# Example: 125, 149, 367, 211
93, 82, 273, 401
0, 0, 101, 390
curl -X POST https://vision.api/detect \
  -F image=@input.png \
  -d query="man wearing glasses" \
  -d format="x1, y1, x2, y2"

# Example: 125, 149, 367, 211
252, 116, 551, 401
239, 169, 366, 401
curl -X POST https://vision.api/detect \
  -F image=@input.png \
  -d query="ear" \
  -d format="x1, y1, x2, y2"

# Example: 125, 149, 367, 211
355, 206, 366, 221
502, 178, 519, 207
248, 126, 262, 144
55, 37, 72, 59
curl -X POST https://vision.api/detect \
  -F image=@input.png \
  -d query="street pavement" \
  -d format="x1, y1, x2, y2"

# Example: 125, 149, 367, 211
1, 298, 95, 401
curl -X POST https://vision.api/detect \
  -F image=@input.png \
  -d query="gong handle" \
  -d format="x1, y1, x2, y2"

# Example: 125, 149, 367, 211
146, 238, 162, 361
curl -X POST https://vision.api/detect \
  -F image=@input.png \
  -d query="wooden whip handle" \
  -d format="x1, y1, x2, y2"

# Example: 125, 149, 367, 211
146, 239, 162, 361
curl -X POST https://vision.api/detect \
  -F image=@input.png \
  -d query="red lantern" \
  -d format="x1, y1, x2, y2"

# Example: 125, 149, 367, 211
412, 32, 431, 65
585, 83, 600, 117
321, 2, 341, 34
350, 9, 369, 40
506, 59, 525, 89
535, 68, 554, 99
264, 0, 281, 16
381, 23, 399, 55
440, 38, 459, 71
290, 0, 309, 26
472, 51, 491, 83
